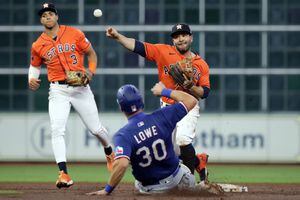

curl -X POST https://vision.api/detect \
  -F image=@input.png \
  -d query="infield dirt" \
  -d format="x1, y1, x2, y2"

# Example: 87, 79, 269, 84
0, 183, 300, 200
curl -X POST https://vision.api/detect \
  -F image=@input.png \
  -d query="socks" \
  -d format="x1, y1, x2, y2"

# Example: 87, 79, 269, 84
104, 146, 113, 156
179, 144, 196, 174
58, 162, 67, 174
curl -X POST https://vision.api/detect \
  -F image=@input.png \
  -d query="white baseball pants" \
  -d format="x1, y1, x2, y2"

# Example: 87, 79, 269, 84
135, 163, 196, 194
48, 83, 109, 163
161, 99, 200, 147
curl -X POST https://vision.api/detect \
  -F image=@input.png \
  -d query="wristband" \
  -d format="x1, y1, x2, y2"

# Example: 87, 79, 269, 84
28, 65, 41, 80
88, 61, 97, 74
161, 88, 172, 98
104, 184, 115, 194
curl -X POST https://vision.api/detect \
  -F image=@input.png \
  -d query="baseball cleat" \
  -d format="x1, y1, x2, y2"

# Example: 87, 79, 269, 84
106, 152, 115, 172
195, 153, 209, 182
56, 170, 74, 189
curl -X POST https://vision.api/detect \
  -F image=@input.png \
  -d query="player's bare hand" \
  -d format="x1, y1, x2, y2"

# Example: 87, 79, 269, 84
151, 82, 165, 96
106, 27, 119, 39
28, 78, 41, 91
86, 189, 108, 196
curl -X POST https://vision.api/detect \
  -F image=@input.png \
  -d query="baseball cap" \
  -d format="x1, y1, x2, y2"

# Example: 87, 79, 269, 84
38, 2, 58, 17
170, 23, 192, 37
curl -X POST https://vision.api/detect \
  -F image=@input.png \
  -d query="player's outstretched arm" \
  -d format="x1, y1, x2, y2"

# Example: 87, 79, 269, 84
151, 82, 197, 111
107, 158, 129, 188
86, 157, 129, 196
106, 27, 135, 51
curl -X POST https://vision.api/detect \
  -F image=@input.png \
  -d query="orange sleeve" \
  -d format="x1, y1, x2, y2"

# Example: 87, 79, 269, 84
144, 42, 161, 62
30, 43, 42, 67
198, 60, 210, 88
76, 29, 91, 53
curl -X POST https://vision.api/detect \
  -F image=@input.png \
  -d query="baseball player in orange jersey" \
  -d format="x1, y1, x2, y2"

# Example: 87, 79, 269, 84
28, 2, 114, 189
106, 23, 210, 183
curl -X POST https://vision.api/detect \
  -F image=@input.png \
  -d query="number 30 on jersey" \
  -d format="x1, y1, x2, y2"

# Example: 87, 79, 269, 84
136, 139, 167, 167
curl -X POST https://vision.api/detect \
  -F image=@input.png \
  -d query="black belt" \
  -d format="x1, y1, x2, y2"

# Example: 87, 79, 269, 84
51, 80, 68, 84
141, 179, 159, 186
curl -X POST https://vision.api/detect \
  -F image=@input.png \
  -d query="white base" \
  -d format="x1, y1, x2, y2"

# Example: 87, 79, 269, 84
217, 183, 248, 192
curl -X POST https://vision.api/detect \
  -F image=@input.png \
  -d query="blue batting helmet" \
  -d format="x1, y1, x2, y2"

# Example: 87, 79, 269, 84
117, 84, 144, 114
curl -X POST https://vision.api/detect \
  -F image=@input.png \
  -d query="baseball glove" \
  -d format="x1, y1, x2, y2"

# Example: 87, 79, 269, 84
65, 70, 89, 87
169, 57, 195, 90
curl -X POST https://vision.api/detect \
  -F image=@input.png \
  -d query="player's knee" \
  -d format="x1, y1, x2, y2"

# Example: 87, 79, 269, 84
51, 130, 64, 138
51, 120, 66, 138
176, 135, 193, 146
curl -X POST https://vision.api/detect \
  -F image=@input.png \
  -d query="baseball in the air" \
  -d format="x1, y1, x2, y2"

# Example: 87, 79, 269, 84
93, 9, 102, 17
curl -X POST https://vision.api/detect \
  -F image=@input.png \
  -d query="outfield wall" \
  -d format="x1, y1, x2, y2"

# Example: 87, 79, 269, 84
0, 113, 299, 163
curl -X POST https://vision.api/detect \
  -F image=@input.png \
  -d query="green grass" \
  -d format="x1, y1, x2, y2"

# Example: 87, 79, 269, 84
0, 164, 132, 183
0, 164, 299, 184
209, 165, 300, 183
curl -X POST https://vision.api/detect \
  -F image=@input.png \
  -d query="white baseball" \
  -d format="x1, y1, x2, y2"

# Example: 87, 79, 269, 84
93, 9, 102, 17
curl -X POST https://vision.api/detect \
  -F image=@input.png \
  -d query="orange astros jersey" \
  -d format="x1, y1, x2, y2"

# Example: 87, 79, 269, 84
144, 42, 210, 104
30, 25, 91, 82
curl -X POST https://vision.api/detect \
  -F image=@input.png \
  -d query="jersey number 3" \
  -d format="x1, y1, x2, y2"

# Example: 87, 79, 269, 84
70, 54, 78, 65
136, 139, 167, 167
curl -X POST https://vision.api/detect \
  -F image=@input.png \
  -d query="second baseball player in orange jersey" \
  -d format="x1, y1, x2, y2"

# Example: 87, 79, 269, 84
106, 23, 210, 184
143, 42, 210, 104
31, 25, 92, 82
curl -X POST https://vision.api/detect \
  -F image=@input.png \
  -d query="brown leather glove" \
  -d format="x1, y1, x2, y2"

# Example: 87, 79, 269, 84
169, 57, 194, 90
65, 70, 89, 87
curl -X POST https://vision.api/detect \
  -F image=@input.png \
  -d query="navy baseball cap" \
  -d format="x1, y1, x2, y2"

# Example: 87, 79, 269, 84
38, 2, 58, 16
170, 23, 192, 37
117, 84, 144, 114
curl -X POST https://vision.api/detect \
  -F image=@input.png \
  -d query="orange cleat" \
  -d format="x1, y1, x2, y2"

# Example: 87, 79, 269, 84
56, 171, 74, 189
195, 153, 209, 182
106, 152, 115, 172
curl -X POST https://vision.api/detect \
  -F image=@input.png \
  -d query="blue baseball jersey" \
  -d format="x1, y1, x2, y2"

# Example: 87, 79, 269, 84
113, 102, 188, 184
